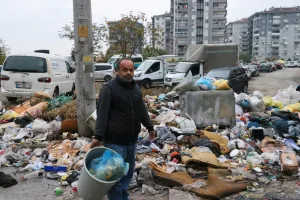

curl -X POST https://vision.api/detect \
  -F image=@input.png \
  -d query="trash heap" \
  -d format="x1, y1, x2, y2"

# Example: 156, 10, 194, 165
0, 85, 300, 199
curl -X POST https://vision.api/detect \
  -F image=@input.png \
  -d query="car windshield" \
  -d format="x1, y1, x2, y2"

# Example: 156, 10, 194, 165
173, 63, 192, 73
3, 56, 47, 73
206, 69, 230, 79
107, 57, 119, 64
136, 60, 154, 71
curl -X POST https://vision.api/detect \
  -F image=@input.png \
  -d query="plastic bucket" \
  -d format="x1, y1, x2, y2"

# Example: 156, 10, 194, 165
78, 147, 122, 200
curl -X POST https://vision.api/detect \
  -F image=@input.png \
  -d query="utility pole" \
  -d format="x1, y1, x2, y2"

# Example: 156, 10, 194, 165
73, 0, 96, 137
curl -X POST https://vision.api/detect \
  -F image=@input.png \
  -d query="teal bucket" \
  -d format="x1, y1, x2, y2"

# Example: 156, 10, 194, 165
77, 147, 123, 200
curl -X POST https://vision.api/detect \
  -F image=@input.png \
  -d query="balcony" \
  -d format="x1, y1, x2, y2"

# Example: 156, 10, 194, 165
213, 23, 226, 28
272, 42, 280, 47
212, 31, 225, 36
272, 26, 280, 31
253, 43, 259, 47
272, 32, 280, 37
213, 14, 226, 19
254, 33, 259, 38
212, 40, 225, 44
254, 27, 260, 31
213, 6, 227, 11
254, 16, 260, 21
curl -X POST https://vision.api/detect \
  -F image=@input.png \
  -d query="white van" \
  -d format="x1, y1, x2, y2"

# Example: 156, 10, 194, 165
0, 53, 75, 101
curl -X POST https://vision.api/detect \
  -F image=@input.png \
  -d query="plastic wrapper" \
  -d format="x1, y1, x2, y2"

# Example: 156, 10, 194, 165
196, 77, 216, 91
246, 152, 264, 165
0, 155, 8, 167
282, 103, 300, 113
235, 93, 250, 104
0, 110, 18, 120
213, 79, 230, 90
88, 150, 129, 181
2, 127, 18, 142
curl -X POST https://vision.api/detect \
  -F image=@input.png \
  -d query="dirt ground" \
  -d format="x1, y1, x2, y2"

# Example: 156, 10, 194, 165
1, 68, 300, 199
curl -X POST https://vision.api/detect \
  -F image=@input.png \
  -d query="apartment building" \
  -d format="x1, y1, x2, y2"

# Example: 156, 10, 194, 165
152, 13, 172, 53
226, 19, 249, 55
153, 0, 227, 56
248, 7, 300, 60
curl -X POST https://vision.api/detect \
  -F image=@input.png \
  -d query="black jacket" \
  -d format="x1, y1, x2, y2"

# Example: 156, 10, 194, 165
95, 76, 154, 145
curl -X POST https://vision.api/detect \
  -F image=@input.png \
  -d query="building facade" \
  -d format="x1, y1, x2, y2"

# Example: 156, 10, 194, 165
248, 7, 300, 60
153, 0, 227, 56
152, 13, 172, 53
226, 19, 250, 55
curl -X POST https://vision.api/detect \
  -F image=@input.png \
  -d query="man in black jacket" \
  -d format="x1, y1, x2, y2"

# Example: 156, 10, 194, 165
90, 58, 156, 200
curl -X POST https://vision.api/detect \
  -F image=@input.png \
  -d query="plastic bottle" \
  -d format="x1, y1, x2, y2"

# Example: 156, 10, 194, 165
21, 170, 43, 180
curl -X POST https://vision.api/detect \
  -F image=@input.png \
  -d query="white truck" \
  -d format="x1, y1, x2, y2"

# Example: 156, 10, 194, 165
134, 55, 181, 88
164, 44, 238, 86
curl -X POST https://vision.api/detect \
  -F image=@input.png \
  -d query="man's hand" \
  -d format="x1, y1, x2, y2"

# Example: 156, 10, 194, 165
149, 131, 157, 140
90, 139, 102, 149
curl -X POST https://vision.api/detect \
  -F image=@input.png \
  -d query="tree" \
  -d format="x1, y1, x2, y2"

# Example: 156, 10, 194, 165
142, 46, 168, 59
0, 38, 9, 65
106, 12, 164, 57
58, 23, 107, 55
239, 53, 252, 63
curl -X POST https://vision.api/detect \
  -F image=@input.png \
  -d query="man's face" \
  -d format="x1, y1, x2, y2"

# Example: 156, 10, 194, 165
117, 60, 134, 82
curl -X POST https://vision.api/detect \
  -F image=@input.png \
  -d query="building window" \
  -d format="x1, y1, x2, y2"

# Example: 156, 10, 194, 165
192, 11, 196, 16
263, 20, 265, 23
205, 20, 208, 24
204, 36, 208, 40
205, 2, 209, 6
156, 18, 159, 20
262, 31, 264, 34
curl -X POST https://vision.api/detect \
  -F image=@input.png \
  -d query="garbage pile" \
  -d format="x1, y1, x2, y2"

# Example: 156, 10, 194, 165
0, 85, 300, 199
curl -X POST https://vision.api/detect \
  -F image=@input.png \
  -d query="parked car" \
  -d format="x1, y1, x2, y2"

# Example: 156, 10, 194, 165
94, 63, 115, 82
296, 61, 300, 68
275, 62, 283, 70
247, 64, 260, 77
0, 53, 75, 102
286, 61, 297, 68
268, 62, 276, 71
259, 63, 273, 72
206, 66, 249, 94
242, 66, 251, 80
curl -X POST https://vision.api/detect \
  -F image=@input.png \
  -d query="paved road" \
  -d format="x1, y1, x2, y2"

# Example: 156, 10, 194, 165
248, 68, 300, 96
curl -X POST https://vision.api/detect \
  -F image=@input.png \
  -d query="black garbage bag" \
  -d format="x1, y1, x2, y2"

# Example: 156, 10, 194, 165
271, 111, 300, 121
0, 172, 18, 188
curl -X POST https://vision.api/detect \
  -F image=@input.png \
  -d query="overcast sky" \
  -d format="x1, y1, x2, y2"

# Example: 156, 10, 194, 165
0, 0, 299, 57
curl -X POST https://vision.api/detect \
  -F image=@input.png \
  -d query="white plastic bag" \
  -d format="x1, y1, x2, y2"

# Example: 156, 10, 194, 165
252, 91, 264, 100
246, 152, 264, 165
250, 96, 265, 112
0, 155, 8, 167
2, 127, 18, 142
235, 104, 243, 116
227, 139, 246, 150
32, 119, 50, 133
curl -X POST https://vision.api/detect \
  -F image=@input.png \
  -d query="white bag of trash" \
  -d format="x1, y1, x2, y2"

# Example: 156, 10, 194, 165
250, 96, 265, 112
246, 152, 264, 165
32, 119, 50, 133
252, 91, 264, 100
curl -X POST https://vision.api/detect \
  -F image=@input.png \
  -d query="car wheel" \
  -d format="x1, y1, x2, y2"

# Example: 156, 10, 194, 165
104, 75, 112, 82
6, 97, 18, 102
243, 84, 248, 94
69, 83, 75, 96
143, 80, 151, 89
53, 87, 59, 98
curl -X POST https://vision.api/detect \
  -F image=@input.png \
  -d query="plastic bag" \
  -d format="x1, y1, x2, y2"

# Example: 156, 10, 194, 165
250, 97, 265, 112
0, 155, 8, 167
263, 96, 273, 107
252, 91, 264, 100
235, 104, 243, 116
235, 93, 250, 104
0, 110, 18, 120
282, 103, 300, 113
2, 127, 18, 142
32, 119, 50, 133
213, 79, 230, 90
246, 152, 264, 165
196, 77, 216, 90
271, 100, 283, 109
88, 150, 129, 181
173, 79, 199, 93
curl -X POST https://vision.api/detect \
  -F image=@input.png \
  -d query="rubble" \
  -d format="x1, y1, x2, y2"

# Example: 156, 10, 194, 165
0, 85, 300, 199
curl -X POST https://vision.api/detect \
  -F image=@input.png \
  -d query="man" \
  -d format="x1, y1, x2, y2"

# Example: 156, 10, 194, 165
90, 58, 156, 200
